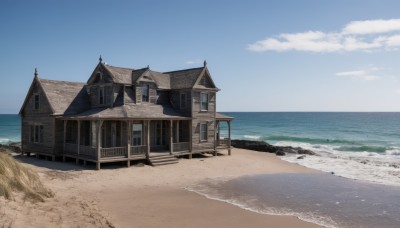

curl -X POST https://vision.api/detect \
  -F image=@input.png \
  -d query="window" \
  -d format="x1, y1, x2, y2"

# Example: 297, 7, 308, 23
181, 93, 186, 109
34, 94, 40, 110
200, 123, 208, 141
99, 87, 105, 105
132, 124, 142, 146
142, 84, 149, 102
200, 93, 208, 111
30, 125, 43, 143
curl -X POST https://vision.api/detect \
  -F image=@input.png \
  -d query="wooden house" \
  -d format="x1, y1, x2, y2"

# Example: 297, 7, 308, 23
19, 58, 233, 169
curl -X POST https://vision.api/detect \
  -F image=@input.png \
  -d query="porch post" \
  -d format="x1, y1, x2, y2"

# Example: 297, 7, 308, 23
214, 120, 217, 156
96, 120, 103, 170
126, 120, 131, 167
189, 120, 192, 159
63, 120, 67, 162
228, 120, 231, 156
170, 120, 173, 154
76, 120, 81, 164
146, 120, 150, 160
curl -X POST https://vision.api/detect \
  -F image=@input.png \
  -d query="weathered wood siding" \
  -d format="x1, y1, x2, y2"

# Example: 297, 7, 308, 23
90, 84, 113, 108
21, 82, 55, 155
170, 90, 191, 116
54, 119, 64, 155
191, 91, 216, 152
136, 82, 158, 104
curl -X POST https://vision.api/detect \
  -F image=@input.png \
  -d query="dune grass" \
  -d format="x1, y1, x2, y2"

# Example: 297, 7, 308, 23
0, 152, 54, 202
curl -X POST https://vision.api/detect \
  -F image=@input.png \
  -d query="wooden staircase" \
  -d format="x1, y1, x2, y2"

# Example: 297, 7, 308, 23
149, 154, 179, 166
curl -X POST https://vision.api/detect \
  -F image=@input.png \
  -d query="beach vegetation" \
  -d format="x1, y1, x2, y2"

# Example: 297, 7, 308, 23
0, 151, 54, 202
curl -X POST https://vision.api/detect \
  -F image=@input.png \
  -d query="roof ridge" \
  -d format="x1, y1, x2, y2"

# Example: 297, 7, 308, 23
39, 78, 86, 85
105, 64, 135, 71
163, 66, 204, 74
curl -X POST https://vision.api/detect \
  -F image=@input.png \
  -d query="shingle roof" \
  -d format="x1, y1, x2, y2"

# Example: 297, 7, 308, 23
216, 113, 234, 120
166, 67, 204, 89
103, 65, 134, 84
39, 78, 90, 115
149, 70, 170, 89
63, 104, 190, 120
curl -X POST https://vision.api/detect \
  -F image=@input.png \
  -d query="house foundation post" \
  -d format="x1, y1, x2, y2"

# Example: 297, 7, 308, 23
76, 120, 80, 164
189, 120, 192, 159
146, 120, 150, 160
63, 120, 67, 162
170, 120, 173, 155
96, 120, 103, 170
126, 120, 131, 167
228, 121, 231, 156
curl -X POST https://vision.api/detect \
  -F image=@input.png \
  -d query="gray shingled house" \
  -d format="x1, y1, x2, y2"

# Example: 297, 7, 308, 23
19, 57, 233, 169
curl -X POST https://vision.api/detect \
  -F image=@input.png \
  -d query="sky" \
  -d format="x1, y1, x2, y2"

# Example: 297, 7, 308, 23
1, 0, 400, 113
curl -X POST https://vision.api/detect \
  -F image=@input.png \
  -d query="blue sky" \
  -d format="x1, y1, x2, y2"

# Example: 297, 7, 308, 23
1, 0, 400, 113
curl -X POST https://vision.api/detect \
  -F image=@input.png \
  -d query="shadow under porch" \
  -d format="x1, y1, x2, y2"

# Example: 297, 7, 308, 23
61, 119, 192, 169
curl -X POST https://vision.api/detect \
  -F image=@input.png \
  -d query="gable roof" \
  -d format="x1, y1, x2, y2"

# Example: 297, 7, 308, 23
40, 78, 89, 115
103, 64, 134, 84
166, 67, 205, 89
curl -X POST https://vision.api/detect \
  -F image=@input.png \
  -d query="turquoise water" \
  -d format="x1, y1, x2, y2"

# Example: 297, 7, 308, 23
221, 112, 400, 155
0, 114, 20, 144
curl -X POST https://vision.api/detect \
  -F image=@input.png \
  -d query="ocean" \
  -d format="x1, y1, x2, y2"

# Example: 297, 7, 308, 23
0, 114, 20, 145
3, 113, 400, 227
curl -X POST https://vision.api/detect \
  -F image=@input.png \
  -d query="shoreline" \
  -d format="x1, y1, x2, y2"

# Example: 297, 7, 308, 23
3, 148, 321, 227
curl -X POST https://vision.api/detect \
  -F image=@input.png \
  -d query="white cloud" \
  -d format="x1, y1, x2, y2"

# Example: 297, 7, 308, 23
343, 19, 400, 35
248, 19, 400, 53
336, 67, 381, 81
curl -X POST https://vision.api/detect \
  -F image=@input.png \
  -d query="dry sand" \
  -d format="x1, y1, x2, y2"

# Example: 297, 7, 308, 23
1, 149, 320, 227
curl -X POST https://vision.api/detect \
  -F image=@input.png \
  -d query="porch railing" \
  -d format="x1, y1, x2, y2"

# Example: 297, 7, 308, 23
79, 145, 96, 158
101, 147, 127, 158
217, 138, 231, 147
131, 145, 147, 156
173, 142, 190, 152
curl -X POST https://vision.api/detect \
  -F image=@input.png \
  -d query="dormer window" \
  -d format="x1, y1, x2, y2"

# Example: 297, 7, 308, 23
34, 94, 40, 110
142, 84, 149, 102
200, 93, 208, 111
99, 87, 105, 105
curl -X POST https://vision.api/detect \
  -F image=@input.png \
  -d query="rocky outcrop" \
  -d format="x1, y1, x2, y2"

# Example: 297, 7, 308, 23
231, 140, 316, 156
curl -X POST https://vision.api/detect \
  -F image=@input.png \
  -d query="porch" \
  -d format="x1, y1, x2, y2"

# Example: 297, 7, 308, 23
62, 119, 192, 169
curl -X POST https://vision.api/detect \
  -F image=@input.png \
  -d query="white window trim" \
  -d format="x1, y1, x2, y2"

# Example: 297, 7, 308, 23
200, 93, 209, 112
132, 123, 143, 146
200, 123, 208, 142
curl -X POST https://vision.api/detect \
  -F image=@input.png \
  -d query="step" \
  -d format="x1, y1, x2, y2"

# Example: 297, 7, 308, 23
149, 154, 179, 166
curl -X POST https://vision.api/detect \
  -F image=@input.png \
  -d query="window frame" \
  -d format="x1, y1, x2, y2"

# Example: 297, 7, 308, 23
200, 93, 209, 111
34, 94, 40, 110
180, 93, 187, 109
200, 123, 208, 142
30, 124, 43, 143
132, 123, 143, 146
99, 86, 105, 105
142, 84, 149, 102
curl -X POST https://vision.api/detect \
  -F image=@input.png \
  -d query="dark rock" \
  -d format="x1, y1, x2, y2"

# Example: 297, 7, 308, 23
389, 164, 399, 168
231, 140, 317, 157
360, 160, 368, 164
331, 171, 335, 175
297, 155, 306, 159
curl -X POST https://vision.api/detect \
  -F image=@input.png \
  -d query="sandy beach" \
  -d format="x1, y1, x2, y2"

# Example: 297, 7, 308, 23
1, 148, 320, 228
